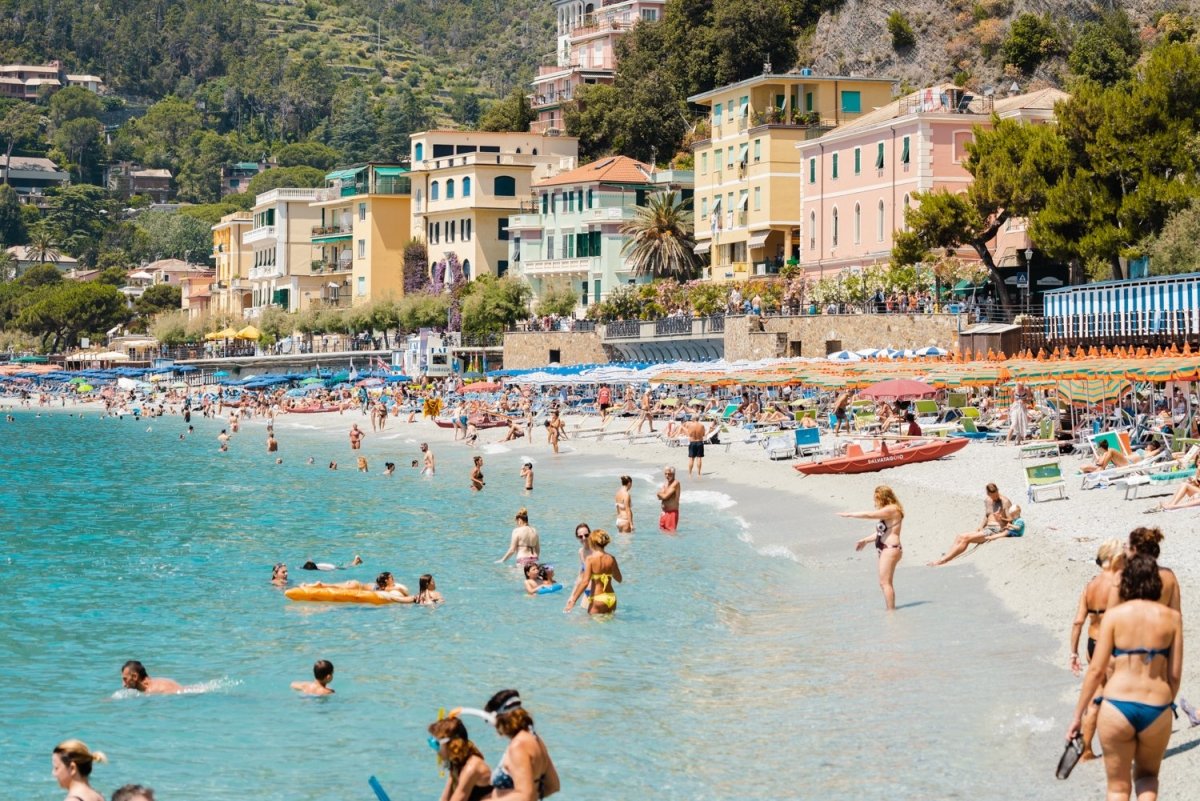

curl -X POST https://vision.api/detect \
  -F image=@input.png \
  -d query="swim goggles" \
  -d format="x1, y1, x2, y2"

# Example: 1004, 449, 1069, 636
427, 736, 449, 752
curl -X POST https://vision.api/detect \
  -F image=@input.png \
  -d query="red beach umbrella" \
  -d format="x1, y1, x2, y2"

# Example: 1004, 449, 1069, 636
856, 378, 938, 402
461, 381, 501, 392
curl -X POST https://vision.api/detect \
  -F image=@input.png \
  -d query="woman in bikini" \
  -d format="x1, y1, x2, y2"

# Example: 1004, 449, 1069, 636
1068, 538, 1125, 760
1107, 527, 1181, 612
52, 740, 106, 801
615, 475, 634, 533
1067, 554, 1182, 801
414, 573, 443, 605
483, 690, 560, 800
565, 528, 621, 615
497, 509, 540, 566
427, 716, 493, 801
839, 485, 905, 611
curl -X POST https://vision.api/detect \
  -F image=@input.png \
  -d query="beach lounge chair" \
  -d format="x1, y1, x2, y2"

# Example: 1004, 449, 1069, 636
913, 399, 941, 426
764, 433, 796, 460
718, 403, 741, 423
952, 418, 994, 440
1080, 449, 1170, 490
947, 393, 969, 409
1120, 468, 1197, 501
959, 406, 981, 420
1025, 461, 1067, 502
793, 426, 821, 457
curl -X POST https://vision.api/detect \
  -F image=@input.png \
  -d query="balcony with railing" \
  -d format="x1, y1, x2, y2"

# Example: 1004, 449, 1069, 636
521, 257, 592, 276
311, 223, 353, 241
310, 258, 352, 274
529, 119, 566, 136
243, 224, 277, 245
532, 88, 574, 109
248, 264, 283, 280
316, 295, 351, 310
255, 188, 319, 204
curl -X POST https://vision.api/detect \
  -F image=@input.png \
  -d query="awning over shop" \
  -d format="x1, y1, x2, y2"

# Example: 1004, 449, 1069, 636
747, 230, 771, 249
324, 167, 365, 182
372, 166, 408, 176
952, 279, 987, 295
693, 240, 712, 254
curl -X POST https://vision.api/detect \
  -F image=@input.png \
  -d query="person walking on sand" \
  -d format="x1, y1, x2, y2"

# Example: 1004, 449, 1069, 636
656, 466, 681, 533
833, 390, 851, 435
546, 409, 566, 453
839, 486, 904, 611
683, 417, 707, 477
634, 388, 656, 434
349, 423, 364, 450
291, 659, 335, 696
615, 475, 634, 533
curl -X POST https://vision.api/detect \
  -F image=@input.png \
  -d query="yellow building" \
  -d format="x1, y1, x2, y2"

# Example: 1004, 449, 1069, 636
689, 72, 895, 281
310, 164, 413, 308
244, 188, 323, 315
409, 130, 578, 280
210, 211, 253, 316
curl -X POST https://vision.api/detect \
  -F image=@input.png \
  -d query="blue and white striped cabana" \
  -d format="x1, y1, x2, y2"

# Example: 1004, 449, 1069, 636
1043, 272, 1200, 341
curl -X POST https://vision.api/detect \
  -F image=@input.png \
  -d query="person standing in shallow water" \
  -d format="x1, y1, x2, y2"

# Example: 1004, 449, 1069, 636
839, 485, 904, 611
656, 466, 680, 533
51, 740, 106, 801
470, 455, 485, 491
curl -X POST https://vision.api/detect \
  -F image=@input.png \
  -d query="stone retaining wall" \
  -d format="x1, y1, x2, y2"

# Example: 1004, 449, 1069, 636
724, 314, 962, 361
502, 331, 608, 369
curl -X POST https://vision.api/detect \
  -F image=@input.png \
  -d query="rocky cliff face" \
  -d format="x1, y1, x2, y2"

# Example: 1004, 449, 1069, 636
802, 0, 1184, 92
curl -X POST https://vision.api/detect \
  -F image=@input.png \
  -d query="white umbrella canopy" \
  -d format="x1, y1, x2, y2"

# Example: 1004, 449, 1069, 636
826, 350, 863, 362
93, 351, 130, 360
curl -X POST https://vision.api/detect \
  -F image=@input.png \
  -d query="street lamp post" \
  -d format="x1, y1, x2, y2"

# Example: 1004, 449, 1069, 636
1024, 246, 1034, 312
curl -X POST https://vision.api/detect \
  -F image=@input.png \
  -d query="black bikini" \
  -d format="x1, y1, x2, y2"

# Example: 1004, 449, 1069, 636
875, 519, 901, 553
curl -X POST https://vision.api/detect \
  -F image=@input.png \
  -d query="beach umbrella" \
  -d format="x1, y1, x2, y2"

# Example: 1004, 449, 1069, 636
213, 370, 229, 378
206, 327, 238, 341
300, 377, 324, 385
855, 348, 886, 358
76, 383, 93, 392
826, 350, 863, 362
356, 378, 383, 388
915, 346, 948, 357
857, 378, 937, 402
235, 325, 261, 340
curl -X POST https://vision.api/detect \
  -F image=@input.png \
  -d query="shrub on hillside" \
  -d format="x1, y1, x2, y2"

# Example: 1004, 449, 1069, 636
1001, 13, 1060, 73
887, 11, 917, 51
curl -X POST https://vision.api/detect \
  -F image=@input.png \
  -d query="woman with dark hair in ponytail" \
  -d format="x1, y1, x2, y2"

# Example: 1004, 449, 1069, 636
1068, 554, 1182, 801
1106, 527, 1181, 612
484, 690, 559, 799
427, 717, 492, 801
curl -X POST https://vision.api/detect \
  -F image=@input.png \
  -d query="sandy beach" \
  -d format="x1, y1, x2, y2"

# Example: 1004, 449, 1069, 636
7, 394, 1199, 796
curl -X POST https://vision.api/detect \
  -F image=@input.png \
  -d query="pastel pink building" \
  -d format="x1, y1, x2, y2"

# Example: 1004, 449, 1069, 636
530, 0, 664, 135
796, 85, 1066, 277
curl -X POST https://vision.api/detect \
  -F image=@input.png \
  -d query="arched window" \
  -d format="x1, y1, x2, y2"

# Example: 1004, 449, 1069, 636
532, 148, 538, 155
854, 203, 861, 244
831, 207, 839, 247
462, 259, 471, 280
431, 181, 440, 201
414, 143, 423, 161
516, 147, 522, 154
877, 200, 885, 242
809, 211, 816, 251
494, 175, 516, 197
462, 177, 472, 197
446, 179, 455, 199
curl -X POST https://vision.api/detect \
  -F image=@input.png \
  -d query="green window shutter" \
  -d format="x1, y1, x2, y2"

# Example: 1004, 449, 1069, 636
591, 230, 601, 254
876, 142, 885, 169
832, 153, 838, 179
541, 193, 548, 214
841, 91, 861, 114
809, 158, 815, 184
854, 148, 861, 174
775, 94, 785, 111
902, 136, 911, 164
753, 139, 761, 161
714, 102, 722, 124
805, 92, 813, 112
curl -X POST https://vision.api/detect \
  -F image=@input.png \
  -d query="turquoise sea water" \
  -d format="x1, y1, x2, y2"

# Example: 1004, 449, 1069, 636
0, 411, 1079, 799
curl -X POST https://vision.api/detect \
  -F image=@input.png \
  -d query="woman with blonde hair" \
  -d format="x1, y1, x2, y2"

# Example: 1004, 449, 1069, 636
51, 740, 106, 801
427, 716, 492, 801
1068, 538, 1125, 760
497, 509, 540, 566
839, 485, 905, 610
565, 528, 622, 615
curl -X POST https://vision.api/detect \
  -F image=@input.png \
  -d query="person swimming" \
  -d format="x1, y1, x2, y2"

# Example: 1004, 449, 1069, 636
120, 660, 182, 695
290, 659, 334, 696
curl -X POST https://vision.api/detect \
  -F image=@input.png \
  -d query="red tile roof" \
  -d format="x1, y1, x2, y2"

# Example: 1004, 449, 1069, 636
535, 155, 654, 187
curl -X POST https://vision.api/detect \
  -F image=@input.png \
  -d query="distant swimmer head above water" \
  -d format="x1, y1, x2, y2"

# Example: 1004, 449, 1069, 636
120, 660, 182, 695
271, 563, 288, 585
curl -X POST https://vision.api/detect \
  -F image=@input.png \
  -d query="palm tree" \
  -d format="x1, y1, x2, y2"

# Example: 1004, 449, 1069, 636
620, 191, 701, 280
26, 226, 60, 266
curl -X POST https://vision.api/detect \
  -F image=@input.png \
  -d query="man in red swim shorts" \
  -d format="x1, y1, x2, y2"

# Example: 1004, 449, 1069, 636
656, 466, 681, 533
